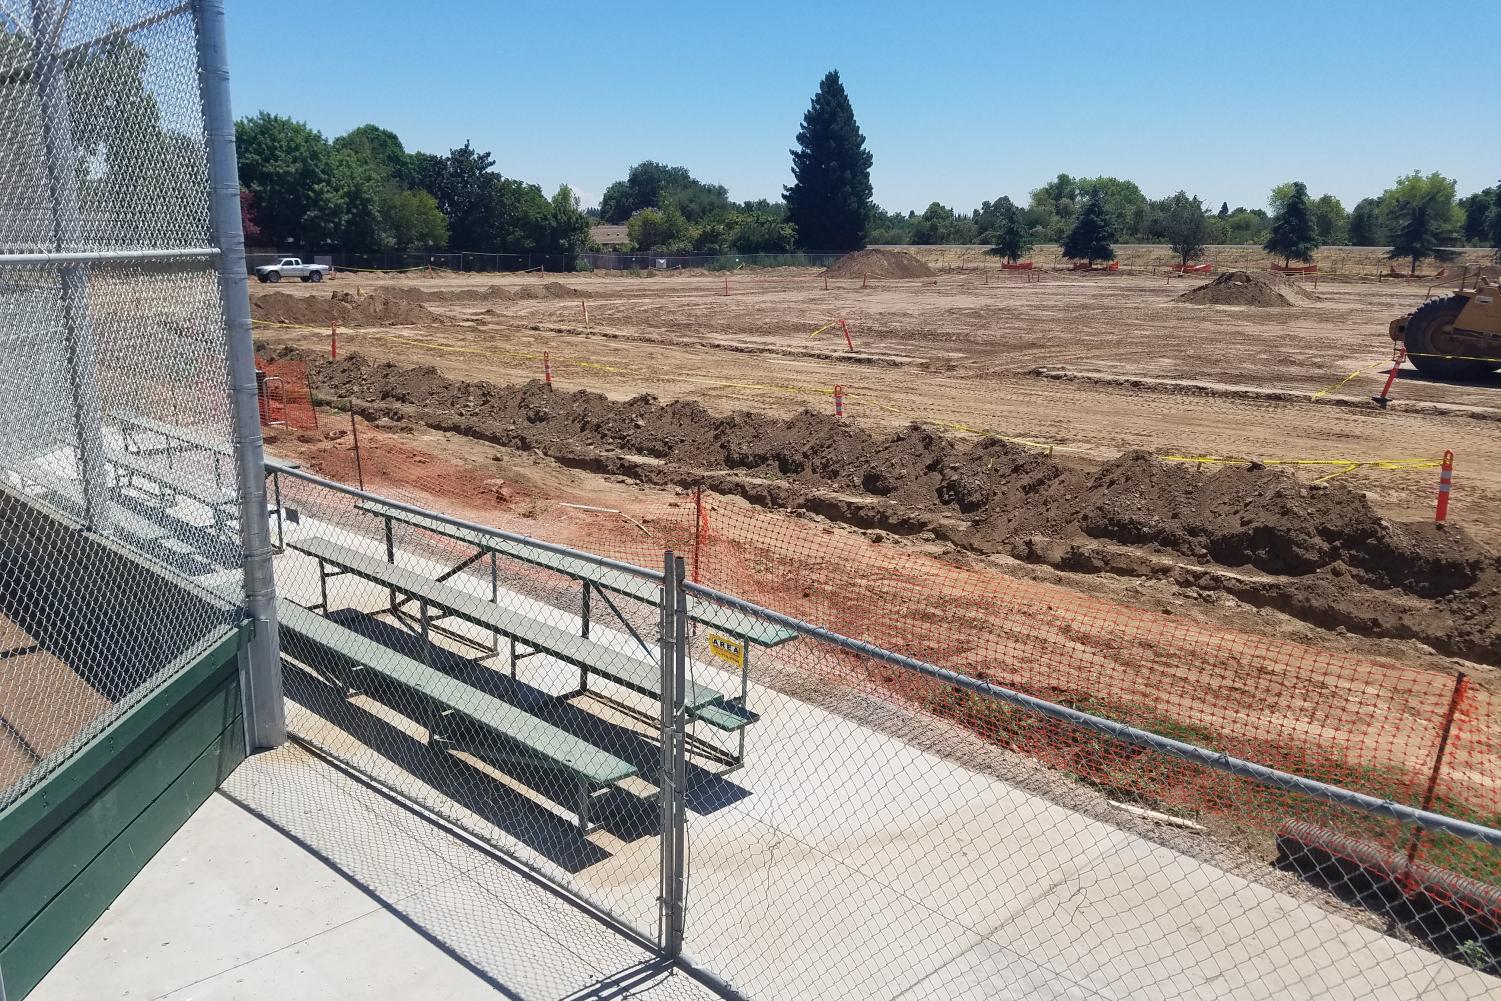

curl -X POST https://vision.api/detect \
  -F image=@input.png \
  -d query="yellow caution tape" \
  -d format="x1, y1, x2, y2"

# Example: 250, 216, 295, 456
808, 320, 838, 339
1160, 454, 1442, 483
1310, 368, 1368, 400
331, 265, 450, 274
1402, 350, 1501, 364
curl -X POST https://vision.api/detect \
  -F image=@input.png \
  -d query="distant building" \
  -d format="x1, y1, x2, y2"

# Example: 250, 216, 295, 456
590, 224, 629, 249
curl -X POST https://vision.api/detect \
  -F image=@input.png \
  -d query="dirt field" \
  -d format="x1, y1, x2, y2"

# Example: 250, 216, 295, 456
253, 263, 1501, 543
251, 258, 1501, 843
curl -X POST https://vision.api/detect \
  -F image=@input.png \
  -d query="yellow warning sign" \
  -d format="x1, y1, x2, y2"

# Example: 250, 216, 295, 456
707, 633, 744, 669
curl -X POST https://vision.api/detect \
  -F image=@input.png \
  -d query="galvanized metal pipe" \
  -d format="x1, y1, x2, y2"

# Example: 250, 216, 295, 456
30, 0, 111, 535
680, 579, 1501, 848
272, 464, 665, 583
666, 553, 689, 958
0, 247, 219, 265
194, 0, 284, 749
657, 550, 678, 951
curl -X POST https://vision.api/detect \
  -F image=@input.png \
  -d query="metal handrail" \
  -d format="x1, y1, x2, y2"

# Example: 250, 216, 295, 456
269, 463, 665, 584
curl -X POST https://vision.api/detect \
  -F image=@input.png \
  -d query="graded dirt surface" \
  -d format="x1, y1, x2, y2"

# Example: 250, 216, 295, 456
251, 264, 1501, 680
252, 266, 1501, 553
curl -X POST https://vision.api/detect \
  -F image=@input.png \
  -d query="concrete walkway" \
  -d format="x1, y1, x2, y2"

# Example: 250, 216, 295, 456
32, 744, 718, 1001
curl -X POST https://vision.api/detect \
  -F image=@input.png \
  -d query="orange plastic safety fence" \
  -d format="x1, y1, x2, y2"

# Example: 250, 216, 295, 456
257, 355, 318, 430
273, 426, 1500, 895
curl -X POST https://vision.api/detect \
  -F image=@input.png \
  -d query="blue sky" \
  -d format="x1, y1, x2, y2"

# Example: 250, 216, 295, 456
225, 1, 1497, 215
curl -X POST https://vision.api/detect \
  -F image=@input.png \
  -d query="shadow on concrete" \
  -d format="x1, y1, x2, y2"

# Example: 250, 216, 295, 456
342, 611, 752, 818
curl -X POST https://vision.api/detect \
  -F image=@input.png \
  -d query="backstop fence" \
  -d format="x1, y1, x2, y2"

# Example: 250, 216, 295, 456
0, 0, 280, 815
265, 461, 1501, 1000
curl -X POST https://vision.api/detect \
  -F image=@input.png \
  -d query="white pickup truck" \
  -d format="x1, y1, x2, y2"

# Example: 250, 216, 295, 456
254, 258, 331, 283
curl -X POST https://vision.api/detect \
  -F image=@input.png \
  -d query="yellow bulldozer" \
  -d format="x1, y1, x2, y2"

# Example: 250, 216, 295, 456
1389, 265, 1501, 379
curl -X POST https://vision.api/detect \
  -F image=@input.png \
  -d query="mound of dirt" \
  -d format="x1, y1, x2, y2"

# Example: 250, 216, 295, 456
379, 282, 591, 305
262, 344, 1501, 664
1176, 271, 1312, 307
251, 291, 446, 328
823, 249, 936, 280
511, 281, 592, 301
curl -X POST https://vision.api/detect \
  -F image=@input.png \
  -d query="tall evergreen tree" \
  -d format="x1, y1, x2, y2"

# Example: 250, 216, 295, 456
989, 197, 1032, 263
784, 70, 873, 252
1380, 171, 1460, 275
1263, 181, 1319, 267
1061, 197, 1116, 267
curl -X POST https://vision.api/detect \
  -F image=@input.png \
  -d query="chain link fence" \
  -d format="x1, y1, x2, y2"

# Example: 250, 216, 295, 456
266, 465, 679, 943
677, 579, 1501, 999
0, 0, 272, 810
262, 458, 1501, 999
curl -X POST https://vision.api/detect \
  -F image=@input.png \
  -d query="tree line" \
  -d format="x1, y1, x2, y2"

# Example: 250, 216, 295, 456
236, 70, 1501, 270
235, 115, 591, 263
869, 172, 1500, 270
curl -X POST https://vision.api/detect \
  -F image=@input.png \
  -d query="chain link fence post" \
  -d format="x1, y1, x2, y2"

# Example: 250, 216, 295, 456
195, 0, 285, 750
657, 550, 688, 957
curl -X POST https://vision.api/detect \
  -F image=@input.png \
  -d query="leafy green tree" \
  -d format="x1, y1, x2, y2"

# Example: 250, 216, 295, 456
1310, 194, 1348, 245
408, 151, 446, 197
235, 112, 343, 247
1206, 206, 1269, 245
986, 198, 1031, 262
911, 202, 951, 245
1076, 177, 1149, 241
1026, 173, 1078, 241
1061, 197, 1116, 266
1379, 171, 1460, 274
1490, 185, 1501, 261
785, 70, 874, 252
333, 124, 410, 186
1460, 185, 1497, 244
330, 148, 389, 253
1164, 192, 1211, 266
414, 142, 501, 251
381, 188, 448, 250
627, 202, 690, 252
1263, 181, 1319, 266
733, 213, 797, 254
545, 184, 592, 261
1347, 197, 1381, 246
599, 162, 729, 223
1218, 201, 1230, 218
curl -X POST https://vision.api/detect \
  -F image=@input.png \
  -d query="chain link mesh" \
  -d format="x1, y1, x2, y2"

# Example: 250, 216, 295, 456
0, 0, 243, 811
268, 468, 674, 943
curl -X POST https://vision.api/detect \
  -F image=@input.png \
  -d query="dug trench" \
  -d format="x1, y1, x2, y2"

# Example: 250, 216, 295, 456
268, 345, 1501, 668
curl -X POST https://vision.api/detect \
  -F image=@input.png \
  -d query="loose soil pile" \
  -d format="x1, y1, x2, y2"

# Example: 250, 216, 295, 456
1176, 270, 1316, 307
379, 282, 591, 305
823, 249, 936, 280
266, 346, 1501, 665
251, 291, 446, 328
